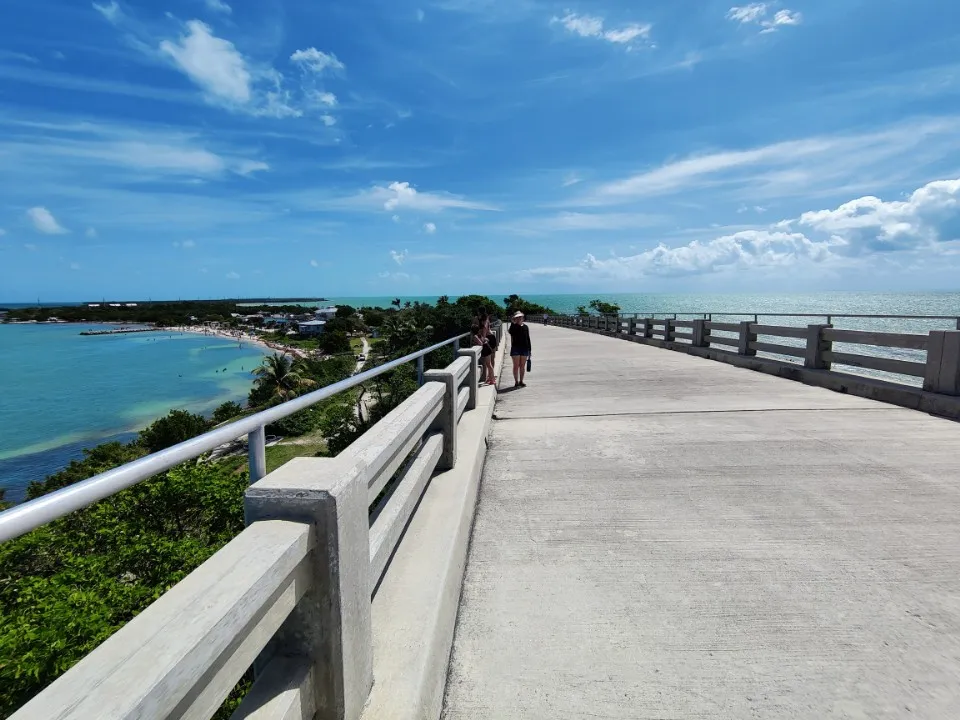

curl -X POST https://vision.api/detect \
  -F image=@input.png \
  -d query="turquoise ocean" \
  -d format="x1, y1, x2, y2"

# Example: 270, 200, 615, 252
0, 325, 267, 502
1, 292, 958, 504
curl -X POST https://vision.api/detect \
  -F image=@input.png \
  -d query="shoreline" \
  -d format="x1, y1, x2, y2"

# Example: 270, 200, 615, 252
163, 326, 309, 358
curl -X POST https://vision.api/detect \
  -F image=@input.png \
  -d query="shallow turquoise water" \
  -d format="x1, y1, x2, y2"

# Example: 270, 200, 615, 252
0, 324, 267, 501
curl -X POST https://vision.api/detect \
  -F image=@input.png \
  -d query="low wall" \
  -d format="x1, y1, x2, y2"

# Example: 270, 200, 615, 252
547, 321, 960, 421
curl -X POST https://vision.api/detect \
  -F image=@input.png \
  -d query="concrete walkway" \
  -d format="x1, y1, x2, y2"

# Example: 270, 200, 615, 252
443, 324, 960, 719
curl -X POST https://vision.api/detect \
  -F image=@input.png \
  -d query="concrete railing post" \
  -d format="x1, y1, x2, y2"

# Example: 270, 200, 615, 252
691, 319, 708, 348
641, 318, 652, 339
424, 368, 457, 469
457, 347, 481, 410
738, 321, 757, 356
924, 330, 960, 395
628, 317, 637, 336
664, 318, 674, 343
804, 324, 832, 370
245, 457, 373, 720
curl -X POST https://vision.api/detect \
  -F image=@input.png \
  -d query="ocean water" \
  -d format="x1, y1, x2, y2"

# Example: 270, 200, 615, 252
0, 324, 268, 502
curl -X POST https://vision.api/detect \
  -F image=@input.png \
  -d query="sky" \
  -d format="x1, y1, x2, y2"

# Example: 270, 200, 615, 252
1, 0, 960, 301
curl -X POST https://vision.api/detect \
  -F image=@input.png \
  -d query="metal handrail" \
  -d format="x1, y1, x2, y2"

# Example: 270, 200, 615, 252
0, 333, 469, 543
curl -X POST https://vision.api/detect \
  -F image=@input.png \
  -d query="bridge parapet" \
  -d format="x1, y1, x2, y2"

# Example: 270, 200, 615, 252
10, 344, 495, 720
538, 313, 960, 418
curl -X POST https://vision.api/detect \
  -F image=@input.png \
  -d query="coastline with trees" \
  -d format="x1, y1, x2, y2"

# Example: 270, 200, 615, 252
0, 293, 553, 719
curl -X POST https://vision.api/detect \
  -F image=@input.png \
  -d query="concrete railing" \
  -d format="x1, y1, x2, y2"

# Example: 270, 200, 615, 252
537, 314, 960, 417
10, 346, 491, 720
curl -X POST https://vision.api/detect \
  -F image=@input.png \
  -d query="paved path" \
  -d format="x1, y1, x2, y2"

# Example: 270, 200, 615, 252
443, 324, 960, 719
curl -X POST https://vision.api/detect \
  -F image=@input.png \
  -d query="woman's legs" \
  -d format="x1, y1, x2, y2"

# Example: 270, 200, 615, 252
512, 355, 522, 385
518, 354, 527, 385
486, 355, 496, 385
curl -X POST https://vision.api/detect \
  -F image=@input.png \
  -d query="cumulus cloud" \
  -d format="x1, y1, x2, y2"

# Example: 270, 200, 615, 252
551, 12, 652, 45
27, 207, 68, 234
727, 3, 802, 32
424, 222, 437, 234
793, 179, 960, 254
205, 0, 232, 14
321, 114, 337, 127
290, 48, 345, 74
370, 181, 497, 213
315, 91, 337, 107
521, 178, 960, 282
390, 249, 408, 265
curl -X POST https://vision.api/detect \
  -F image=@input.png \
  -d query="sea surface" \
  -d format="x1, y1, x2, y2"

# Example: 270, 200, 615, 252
0, 324, 268, 502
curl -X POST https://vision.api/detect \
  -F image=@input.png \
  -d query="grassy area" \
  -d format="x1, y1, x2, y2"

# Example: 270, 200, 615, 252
265, 440, 328, 474
350, 337, 364, 353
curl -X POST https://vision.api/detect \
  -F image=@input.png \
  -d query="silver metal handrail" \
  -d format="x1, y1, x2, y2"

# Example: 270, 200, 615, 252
0, 333, 469, 543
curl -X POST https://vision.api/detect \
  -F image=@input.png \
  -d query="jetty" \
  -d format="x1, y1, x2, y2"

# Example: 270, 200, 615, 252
79, 327, 158, 336
3, 314, 960, 720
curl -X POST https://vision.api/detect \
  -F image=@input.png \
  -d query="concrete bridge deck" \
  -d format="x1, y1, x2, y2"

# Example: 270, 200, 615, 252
443, 324, 960, 719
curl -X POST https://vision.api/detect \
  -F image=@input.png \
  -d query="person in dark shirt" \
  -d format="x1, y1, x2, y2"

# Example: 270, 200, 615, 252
508, 311, 532, 388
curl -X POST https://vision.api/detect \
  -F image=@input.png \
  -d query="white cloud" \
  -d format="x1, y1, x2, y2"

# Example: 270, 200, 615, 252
417, 8, 425, 22
172, 239, 196, 249
500, 211, 663, 235
0, 228, 5, 236
727, 3, 802, 32
226, 270, 240, 279
235, 159, 270, 176
391, 214, 401, 223
160, 21, 251, 104
424, 222, 437, 234
315, 91, 337, 107
321, 114, 337, 127
370, 181, 497, 213
727, 3, 767, 23
551, 12, 652, 46
85, 227, 97, 238
27, 207, 68, 234
69, 261, 81, 271
24, 243, 37, 251
92, 1, 121, 25
391, 249, 408, 265
290, 48, 345, 74
378, 271, 411, 281
310, 259, 319, 267
575, 118, 960, 206
794, 178, 960, 254
205, 0, 232, 14
522, 177, 960, 282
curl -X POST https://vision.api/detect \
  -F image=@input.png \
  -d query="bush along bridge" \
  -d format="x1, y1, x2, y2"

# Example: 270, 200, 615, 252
3, 311, 960, 719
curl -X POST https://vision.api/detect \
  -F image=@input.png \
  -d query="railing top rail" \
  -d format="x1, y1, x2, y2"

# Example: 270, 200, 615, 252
610, 312, 960, 320
0, 333, 469, 543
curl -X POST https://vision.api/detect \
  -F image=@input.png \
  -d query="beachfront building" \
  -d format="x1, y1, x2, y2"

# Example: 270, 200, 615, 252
297, 320, 327, 337
314, 306, 339, 320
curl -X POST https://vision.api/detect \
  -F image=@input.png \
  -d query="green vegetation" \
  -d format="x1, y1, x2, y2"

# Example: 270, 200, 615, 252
577, 299, 621, 316
320, 330, 352, 355
2, 300, 306, 327
0, 294, 555, 717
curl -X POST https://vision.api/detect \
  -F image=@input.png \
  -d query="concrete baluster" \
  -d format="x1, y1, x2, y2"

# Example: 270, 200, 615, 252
804, 324, 832, 369
738, 321, 757, 357
924, 330, 960, 395
642, 318, 652, 339
457, 347, 481, 410
628, 317, 637, 336
691, 319, 708, 348
664, 318, 674, 343
245, 457, 373, 720
424, 367, 458, 469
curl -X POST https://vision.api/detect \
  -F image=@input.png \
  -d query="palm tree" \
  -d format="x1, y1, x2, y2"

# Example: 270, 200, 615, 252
391, 297, 402, 308
252, 353, 316, 401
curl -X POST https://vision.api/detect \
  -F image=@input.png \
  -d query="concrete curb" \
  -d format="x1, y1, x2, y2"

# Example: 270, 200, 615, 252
360, 340, 504, 720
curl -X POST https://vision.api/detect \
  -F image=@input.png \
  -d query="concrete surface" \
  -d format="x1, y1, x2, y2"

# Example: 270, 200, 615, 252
443, 324, 960, 719
360, 336, 503, 720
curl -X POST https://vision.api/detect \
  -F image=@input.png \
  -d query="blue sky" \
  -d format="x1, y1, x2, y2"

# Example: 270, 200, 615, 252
1, 0, 959, 301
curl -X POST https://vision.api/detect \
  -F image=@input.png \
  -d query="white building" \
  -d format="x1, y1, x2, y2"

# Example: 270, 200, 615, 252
313, 306, 339, 320
298, 320, 327, 336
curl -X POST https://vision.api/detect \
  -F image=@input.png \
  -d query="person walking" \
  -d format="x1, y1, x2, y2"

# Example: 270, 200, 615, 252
508, 311, 532, 388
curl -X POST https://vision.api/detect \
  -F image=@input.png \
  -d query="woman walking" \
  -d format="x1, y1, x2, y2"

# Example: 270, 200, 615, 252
508, 311, 532, 388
